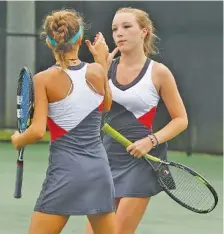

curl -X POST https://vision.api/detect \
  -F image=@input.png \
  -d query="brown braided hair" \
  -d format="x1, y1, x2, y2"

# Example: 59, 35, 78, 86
41, 9, 84, 69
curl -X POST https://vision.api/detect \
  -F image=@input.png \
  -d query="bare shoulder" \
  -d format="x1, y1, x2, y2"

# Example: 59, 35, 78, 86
151, 61, 176, 94
86, 63, 106, 96
152, 61, 174, 79
86, 63, 105, 81
33, 67, 61, 84
86, 63, 105, 85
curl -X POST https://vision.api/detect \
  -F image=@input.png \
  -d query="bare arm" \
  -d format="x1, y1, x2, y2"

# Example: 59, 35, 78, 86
93, 57, 112, 112
85, 32, 118, 112
11, 72, 48, 149
126, 63, 188, 157
86, 63, 106, 96
153, 63, 188, 144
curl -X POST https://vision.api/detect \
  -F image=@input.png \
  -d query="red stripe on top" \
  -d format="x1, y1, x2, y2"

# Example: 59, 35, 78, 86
47, 117, 68, 141
137, 107, 157, 130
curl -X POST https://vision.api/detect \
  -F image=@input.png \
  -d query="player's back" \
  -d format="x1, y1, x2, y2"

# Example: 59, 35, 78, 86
44, 62, 104, 153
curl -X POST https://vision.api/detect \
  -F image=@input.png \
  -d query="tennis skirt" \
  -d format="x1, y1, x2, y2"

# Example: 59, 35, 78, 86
34, 140, 115, 216
103, 136, 168, 198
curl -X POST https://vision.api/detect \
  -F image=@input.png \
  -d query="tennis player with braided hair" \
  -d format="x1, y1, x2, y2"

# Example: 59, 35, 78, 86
85, 7, 188, 234
11, 9, 117, 234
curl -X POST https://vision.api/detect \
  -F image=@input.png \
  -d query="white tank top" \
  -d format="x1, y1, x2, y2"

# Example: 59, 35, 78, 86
108, 58, 159, 129
47, 63, 104, 141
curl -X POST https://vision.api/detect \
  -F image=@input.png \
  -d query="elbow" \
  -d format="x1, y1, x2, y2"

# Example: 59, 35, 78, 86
103, 106, 112, 112
98, 89, 105, 96
102, 91, 112, 112
31, 126, 46, 140
180, 116, 188, 132
36, 131, 45, 140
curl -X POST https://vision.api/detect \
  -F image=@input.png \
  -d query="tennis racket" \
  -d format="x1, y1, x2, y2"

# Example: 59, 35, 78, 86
14, 67, 34, 199
102, 123, 218, 214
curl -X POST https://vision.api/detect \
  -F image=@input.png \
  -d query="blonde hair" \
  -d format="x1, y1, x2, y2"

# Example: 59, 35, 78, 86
115, 7, 159, 57
41, 9, 84, 69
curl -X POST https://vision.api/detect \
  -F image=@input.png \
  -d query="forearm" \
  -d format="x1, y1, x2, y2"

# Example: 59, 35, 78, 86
153, 117, 188, 145
93, 56, 108, 73
93, 56, 112, 111
17, 125, 45, 148
93, 56, 110, 91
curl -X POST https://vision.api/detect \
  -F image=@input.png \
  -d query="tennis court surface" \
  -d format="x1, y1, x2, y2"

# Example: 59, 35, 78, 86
0, 142, 223, 234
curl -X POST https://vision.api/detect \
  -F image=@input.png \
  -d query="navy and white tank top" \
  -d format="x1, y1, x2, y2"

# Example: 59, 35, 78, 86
47, 62, 104, 143
103, 57, 159, 142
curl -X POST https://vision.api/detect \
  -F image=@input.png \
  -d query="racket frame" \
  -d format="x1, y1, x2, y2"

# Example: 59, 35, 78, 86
14, 67, 34, 199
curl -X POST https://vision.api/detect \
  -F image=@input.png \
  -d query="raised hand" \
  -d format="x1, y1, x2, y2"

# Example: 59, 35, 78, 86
86, 32, 119, 69
85, 32, 109, 60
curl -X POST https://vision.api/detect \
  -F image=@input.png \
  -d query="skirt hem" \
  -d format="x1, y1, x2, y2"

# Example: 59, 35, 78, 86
34, 206, 116, 216
115, 190, 163, 198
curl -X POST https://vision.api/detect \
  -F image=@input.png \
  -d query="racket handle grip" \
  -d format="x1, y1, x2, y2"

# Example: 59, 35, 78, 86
102, 123, 132, 147
102, 123, 161, 163
14, 161, 23, 199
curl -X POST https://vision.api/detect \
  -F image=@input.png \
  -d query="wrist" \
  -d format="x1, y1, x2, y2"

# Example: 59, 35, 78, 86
94, 56, 107, 66
148, 134, 159, 148
93, 56, 106, 63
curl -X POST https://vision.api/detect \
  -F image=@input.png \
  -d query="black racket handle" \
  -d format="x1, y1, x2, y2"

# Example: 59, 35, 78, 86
14, 160, 24, 199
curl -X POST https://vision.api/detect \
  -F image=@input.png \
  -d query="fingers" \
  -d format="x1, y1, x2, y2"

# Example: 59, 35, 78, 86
94, 33, 100, 45
97, 32, 106, 42
85, 40, 93, 52
94, 33, 99, 42
12, 131, 20, 137
126, 144, 145, 158
126, 144, 135, 153
97, 33, 119, 56
130, 150, 142, 158
110, 47, 119, 59
88, 32, 108, 47
11, 131, 21, 150
95, 33, 107, 46
86, 32, 109, 57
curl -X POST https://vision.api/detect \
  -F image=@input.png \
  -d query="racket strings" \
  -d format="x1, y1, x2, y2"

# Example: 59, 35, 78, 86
158, 164, 215, 212
18, 72, 32, 131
